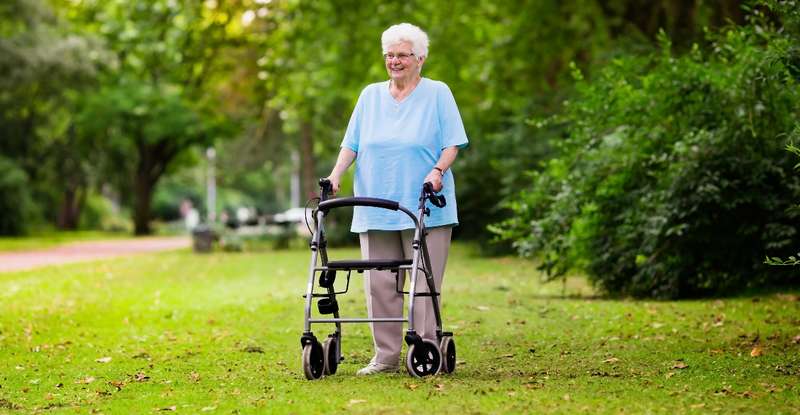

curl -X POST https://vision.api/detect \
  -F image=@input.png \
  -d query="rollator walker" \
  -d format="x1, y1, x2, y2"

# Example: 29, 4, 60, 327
299, 178, 456, 380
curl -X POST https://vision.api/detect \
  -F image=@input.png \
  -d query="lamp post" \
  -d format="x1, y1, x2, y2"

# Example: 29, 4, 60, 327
290, 150, 300, 208
206, 147, 216, 223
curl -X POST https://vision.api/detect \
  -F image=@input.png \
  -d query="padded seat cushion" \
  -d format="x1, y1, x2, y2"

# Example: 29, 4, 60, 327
326, 259, 412, 270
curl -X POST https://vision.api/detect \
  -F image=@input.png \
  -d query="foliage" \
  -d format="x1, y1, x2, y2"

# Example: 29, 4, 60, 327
428, 1, 743, 246
494, 4, 800, 298
0, 156, 37, 235
215, 141, 291, 214
0, 0, 106, 232
74, 79, 217, 233
151, 168, 204, 222
249, 1, 742, 240
79, 191, 131, 232
0, 0, 749, 237
64, 0, 249, 234
765, 142, 800, 266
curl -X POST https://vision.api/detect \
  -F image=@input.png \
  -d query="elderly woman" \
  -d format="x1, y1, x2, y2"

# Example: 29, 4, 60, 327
325, 23, 468, 375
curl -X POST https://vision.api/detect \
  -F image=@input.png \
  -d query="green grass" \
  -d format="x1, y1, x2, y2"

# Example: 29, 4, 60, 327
0, 244, 798, 414
0, 231, 129, 252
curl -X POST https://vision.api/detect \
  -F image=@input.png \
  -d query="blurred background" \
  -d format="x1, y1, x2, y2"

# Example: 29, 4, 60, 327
1, 0, 797, 298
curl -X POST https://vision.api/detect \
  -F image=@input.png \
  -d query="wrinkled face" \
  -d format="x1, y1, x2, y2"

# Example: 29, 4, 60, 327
384, 41, 424, 82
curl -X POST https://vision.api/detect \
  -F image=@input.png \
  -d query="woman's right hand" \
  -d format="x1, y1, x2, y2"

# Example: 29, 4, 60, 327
325, 175, 340, 195
326, 148, 356, 196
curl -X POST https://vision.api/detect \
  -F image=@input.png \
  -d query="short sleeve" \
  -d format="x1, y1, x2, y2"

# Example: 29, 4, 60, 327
341, 87, 366, 153
437, 83, 469, 149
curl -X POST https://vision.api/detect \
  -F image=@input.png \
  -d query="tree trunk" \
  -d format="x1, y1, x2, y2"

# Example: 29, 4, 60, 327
133, 169, 155, 235
131, 139, 176, 235
133, 142, 162, 236
56, 126, 86, 231
299, 121, 316, 201
57, 186, 84, 230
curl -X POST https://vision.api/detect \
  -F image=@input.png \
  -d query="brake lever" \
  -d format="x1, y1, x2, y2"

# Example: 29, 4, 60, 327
422, 182, 447, 208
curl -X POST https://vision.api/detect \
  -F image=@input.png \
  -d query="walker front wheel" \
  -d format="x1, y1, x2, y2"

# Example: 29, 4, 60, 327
405, 339, 442, 378
439, 336, 456, 374
302, 341, 324, 380
322, 337, 339, 375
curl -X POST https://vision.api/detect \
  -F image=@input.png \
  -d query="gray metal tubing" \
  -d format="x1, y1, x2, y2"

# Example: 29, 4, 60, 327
419, 230, 443, 333
312, 209, 344, 362
305, 200, 437, 338
317, 232, 343, 362
310, 318, 407, 323
303, 210, 325, 333
405, 206, 426, 332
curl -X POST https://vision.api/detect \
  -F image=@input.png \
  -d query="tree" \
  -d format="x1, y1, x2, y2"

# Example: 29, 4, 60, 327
255, 0, 392, 201
64, 0, 250, 234
2, 0, 756, 238
248, 0, 746, 244
0, 0, 105, 233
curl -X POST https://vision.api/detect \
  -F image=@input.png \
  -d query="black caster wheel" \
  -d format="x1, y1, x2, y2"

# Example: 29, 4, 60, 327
322, 336, 339, 375
302, 340, 324, 380
405, 338, 442, 378
439, 336, 456, 374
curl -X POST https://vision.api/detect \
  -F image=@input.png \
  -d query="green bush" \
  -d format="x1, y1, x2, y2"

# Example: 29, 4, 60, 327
79, 192, 114, 229
0, 156, 37, 235
765, 142, 800, 266
151, 174, 204, 222
494, 4, 800, 298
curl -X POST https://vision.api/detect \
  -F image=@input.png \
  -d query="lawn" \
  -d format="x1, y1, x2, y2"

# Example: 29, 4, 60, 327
0, 244, 798, 414
0, 231, 128, 252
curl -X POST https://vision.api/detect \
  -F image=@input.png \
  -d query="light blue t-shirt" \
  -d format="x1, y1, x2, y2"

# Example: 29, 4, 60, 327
341, 78, 469, 232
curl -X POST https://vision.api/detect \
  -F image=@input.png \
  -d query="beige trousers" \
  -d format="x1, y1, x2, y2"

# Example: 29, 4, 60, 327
359, 226, 452, 366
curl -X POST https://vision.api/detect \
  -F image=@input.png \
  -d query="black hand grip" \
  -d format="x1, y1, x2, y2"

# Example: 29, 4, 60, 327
319, 178, 332, 201
422, 182, 447, 208
318, 197, 400, 212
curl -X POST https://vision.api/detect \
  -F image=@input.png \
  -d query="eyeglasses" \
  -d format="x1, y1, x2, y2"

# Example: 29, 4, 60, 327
383, 52, 416, 62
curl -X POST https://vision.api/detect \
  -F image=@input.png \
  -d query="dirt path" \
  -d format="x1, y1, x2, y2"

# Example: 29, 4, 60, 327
0, 237, 191, 273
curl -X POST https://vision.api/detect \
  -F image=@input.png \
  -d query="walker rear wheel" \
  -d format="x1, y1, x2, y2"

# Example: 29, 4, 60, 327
302, 341, 324, 380
439, 336, 456, 374
322, 337, 339, 375
405, 338, 442, 378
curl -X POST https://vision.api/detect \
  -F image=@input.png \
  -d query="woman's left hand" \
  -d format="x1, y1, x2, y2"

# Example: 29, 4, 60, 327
424, 169, 444, 192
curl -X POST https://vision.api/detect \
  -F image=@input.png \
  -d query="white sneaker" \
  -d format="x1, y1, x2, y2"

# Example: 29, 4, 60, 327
356, 362, 398, 376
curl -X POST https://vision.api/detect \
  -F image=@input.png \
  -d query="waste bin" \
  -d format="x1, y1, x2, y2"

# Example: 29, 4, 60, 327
192, 224, 215, 253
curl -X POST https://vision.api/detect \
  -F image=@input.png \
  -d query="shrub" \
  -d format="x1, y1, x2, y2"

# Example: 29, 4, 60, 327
765, 142, 800, 266
493, 4, 800, 298
79, 192, 131, 232
0, 156, 37, 235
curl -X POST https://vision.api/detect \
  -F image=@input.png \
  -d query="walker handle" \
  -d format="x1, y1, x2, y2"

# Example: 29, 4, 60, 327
318, 197, 400, 212
319, 178, 332, 201
423, 182, 447, 208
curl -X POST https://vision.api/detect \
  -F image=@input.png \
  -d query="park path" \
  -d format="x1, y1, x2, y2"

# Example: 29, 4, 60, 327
0, 236, 191, 273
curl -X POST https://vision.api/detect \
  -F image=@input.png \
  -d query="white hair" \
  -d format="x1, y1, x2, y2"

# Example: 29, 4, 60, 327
381, 23, 429, 58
